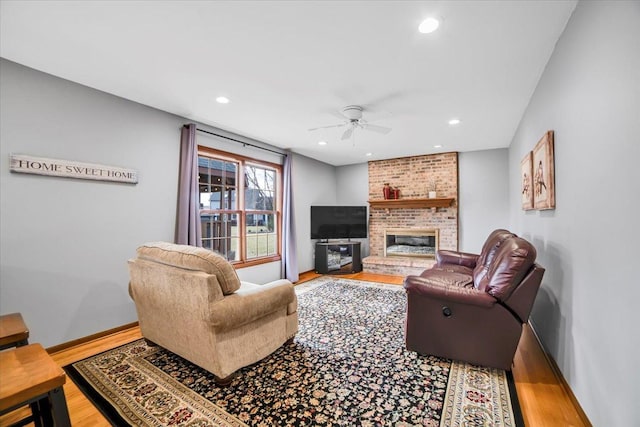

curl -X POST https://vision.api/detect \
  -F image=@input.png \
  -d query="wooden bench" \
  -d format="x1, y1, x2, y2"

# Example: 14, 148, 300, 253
0, 343, 71, 427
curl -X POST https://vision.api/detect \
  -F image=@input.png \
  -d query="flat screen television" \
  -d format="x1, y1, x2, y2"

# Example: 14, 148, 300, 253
310, 206, 368, 239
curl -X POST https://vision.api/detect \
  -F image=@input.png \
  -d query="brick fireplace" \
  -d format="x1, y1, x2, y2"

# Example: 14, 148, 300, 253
364, 152, 458, 276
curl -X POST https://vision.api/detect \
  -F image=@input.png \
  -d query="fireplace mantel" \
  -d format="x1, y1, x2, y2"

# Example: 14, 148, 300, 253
368, 198, 455, 209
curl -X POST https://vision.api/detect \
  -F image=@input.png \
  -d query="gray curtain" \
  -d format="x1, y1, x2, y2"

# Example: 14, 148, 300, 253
281, 152, 299, 282
176, 123, 202, 246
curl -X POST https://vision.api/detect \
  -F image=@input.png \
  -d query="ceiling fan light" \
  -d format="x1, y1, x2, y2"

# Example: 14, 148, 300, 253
448, 118, 461, 125
318, 140, 327, 145
419, 17, 440, 34
216, 96, 230, 104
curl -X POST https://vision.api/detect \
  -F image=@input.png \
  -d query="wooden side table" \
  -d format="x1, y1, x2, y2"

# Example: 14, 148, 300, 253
0, 343, 71, 427
0, 313, 30, 350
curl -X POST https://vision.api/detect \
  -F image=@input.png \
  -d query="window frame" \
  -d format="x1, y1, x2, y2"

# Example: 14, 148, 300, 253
198, 145, 282, 268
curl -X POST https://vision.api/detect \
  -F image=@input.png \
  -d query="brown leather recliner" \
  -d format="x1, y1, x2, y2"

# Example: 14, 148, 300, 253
403, 229, 544, 370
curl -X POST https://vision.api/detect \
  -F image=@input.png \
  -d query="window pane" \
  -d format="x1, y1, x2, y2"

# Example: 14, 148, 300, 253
198, 156, 238, 210
265, 213, 275, 233
267, 233, 277, 256
201, 212, 240, 261
211, 186, 223, 209
245, 165, 276, 211
245, 188, 259, 210
246, 235, 258, 259
264, 191, 274, 211
245, 213, 277, 259
222, 187, 236, 209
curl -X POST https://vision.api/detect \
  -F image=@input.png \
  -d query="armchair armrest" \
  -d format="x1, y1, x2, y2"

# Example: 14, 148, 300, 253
209, 280, 296, 332
436, 250, 479, 269
404, 275, 496, 308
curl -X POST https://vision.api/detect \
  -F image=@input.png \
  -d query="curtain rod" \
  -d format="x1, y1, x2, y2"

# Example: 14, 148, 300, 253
196, 128, 287, 156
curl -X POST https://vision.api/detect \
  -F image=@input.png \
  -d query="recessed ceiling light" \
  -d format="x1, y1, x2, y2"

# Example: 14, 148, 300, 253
448, 118, 461, 125
434, 145, 443, 149
365, 152, 373, 157
318, 141, 327, 146
418, 17, 440, 34
216, 96, 230, 104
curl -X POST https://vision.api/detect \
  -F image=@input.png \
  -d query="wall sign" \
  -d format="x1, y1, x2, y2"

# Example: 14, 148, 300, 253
9, 154, 138, 184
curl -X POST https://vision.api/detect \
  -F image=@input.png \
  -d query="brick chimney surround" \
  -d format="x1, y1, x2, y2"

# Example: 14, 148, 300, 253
365, 152, 459, 276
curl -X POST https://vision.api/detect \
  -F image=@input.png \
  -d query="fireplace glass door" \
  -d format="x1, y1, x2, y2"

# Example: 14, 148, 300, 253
384, 228, 439, 258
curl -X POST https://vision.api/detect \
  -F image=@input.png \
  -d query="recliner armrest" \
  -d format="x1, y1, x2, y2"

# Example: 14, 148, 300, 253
404, 275, 496, 308
209, 280, 296, 332
436, 250, 479, 269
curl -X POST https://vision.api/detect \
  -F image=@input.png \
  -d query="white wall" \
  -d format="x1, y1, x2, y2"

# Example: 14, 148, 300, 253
459, 149, 509, 252
507, 2, 640, 425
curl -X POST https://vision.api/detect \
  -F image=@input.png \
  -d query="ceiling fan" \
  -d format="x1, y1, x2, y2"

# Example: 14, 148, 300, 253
309, 105, 392, 141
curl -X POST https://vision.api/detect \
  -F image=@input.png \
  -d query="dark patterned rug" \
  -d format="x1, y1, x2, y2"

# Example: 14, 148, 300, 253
64, 277, 523, 426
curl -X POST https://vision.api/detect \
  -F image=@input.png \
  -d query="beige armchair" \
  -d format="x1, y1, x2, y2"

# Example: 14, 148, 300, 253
128, 242, 298, 385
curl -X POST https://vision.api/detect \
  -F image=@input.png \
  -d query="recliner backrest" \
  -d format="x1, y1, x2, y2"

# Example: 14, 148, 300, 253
472, 229, 515, 285
136, 242, 241, 295
475, 237, 537, 302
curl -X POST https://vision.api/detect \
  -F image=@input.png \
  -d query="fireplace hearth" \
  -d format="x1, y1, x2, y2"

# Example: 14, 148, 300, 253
384, 228, 439, 258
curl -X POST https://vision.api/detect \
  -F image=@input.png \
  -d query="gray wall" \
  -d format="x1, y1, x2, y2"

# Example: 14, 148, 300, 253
0, 59, 291, 346
291, 154, 337, 273
336, 163, 370, 257
0, 59, 181, 346
459, 149, 510, 252
507, 2, 640, 425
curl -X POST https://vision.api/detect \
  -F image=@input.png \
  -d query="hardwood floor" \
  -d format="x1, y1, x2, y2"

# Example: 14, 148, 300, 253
0, 272, 589, 426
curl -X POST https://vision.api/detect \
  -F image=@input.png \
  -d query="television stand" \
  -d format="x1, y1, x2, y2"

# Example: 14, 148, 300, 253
315, 241, 362, 274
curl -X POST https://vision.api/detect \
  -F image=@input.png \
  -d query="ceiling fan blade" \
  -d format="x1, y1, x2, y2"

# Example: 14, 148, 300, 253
308, 123, 347, 131
341, 127, 354, 140
361, 123, 392, 134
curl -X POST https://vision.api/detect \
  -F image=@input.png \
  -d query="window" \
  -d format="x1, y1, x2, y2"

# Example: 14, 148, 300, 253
198, 147, 281, 267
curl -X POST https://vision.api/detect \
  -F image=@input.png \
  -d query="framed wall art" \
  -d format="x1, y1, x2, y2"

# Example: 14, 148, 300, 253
520, 151, 534, 210
532, 130, 555, 210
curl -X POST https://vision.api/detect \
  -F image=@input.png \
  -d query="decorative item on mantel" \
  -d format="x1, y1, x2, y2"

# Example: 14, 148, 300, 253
427, 178, 437, 199
383, 183, 391, 200
383, 183, 401, 199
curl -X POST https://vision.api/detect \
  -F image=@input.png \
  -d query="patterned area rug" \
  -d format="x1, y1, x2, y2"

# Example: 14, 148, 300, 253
65, 277, 523, 426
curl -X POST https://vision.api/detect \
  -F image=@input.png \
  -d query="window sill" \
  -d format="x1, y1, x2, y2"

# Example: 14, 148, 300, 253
233, 255, 282, 269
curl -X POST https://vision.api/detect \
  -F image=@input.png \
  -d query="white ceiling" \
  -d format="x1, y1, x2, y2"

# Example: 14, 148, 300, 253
0, 1, 576, 166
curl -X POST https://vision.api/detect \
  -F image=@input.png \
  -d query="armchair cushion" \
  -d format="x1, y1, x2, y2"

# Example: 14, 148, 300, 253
416, 269, 474, 288
137, 241, 241, 295
209, 280, 296, 332
430, 264, 474, 275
